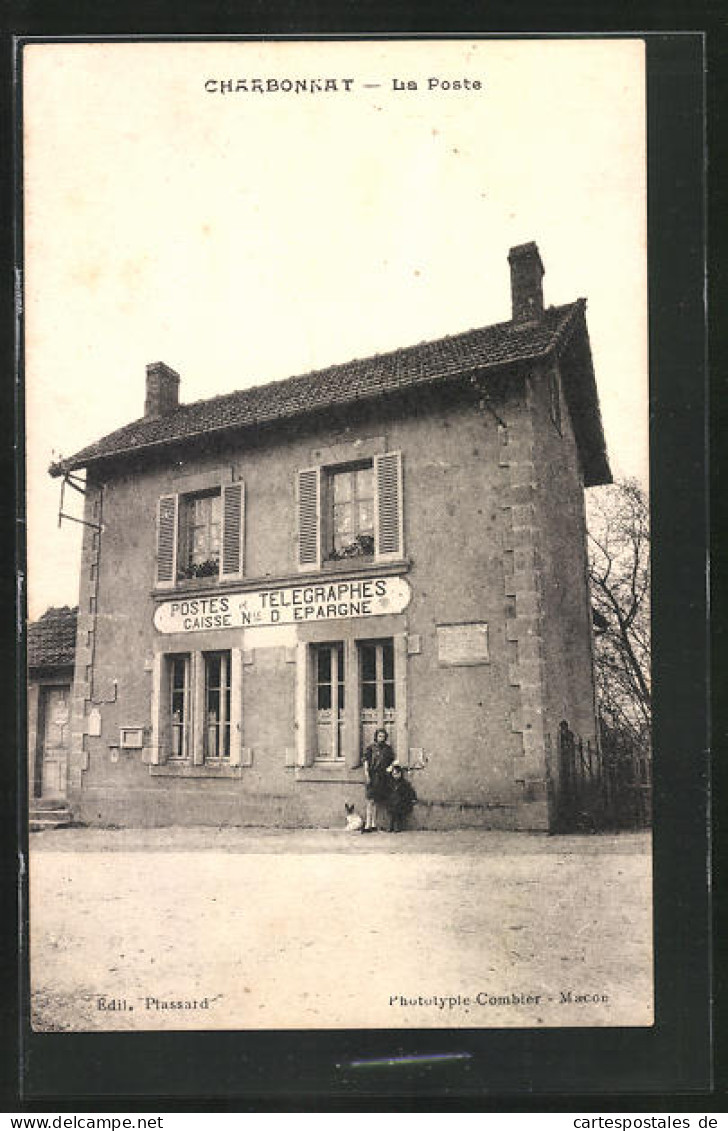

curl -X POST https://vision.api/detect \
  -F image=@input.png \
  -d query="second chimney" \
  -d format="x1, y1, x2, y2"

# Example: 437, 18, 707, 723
507, 241, 545, 325
145, 362, 180, 418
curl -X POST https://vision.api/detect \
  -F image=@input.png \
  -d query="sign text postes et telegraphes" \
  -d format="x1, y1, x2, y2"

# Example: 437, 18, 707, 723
153, 575, 411, 634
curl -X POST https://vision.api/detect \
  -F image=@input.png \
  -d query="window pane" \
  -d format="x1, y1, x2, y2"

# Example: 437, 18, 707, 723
338, 683, 345, 711
333, 472, 352, 502
317, 648, 331, 683
384, 682, 395, 709
360, 644, 376, 682
356, 466, 374, 499
207, 654, 221, 687
318, 683, 332, 710
382, 643, 394, 681
362, 682, 376, 709
334, 504, 353, 535
358, 500, 374, 534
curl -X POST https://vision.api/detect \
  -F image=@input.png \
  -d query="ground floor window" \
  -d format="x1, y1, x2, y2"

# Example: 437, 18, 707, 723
156, 648, 241, 766
300, 635, 402, 768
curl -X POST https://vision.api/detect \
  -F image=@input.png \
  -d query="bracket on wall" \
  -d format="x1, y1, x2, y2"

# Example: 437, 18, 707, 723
57, 474, 104, 531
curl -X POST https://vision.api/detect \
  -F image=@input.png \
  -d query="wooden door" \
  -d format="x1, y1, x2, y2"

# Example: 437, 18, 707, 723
39, 686, 70, 798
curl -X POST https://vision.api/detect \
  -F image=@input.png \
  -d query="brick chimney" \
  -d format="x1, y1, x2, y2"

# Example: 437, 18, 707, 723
144, 362, 180, 418
508, 241, 545, 325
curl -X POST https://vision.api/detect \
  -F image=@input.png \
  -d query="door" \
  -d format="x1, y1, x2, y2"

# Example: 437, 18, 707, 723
39, 686, 70, 798
359, 639, 396, 753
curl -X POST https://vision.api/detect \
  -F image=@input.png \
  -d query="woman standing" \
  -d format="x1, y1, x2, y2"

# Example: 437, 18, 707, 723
361, 728, 395, 832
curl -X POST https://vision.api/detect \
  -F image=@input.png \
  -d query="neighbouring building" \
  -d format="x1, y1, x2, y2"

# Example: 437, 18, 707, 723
27, 606, 77, 819
48, 243, 611, 830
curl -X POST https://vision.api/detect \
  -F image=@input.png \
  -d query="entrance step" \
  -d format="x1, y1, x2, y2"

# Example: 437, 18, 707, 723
29, 801, 74, 831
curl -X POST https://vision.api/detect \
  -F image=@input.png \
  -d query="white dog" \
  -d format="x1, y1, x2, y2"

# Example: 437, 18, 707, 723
344, 803, 364, 833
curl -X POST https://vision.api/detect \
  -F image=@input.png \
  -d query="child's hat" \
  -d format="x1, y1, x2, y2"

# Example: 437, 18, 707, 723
388, 761, 403, 773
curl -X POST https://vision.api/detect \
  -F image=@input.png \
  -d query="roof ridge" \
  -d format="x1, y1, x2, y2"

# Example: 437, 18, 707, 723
50, 302, 580, 476
173, 310, 545, 414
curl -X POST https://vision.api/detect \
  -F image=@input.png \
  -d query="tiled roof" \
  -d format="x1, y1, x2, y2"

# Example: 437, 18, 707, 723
50, 302, 586, 475
28, 606, 78, 669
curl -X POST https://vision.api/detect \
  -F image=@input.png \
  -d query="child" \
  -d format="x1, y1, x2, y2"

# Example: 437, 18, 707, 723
385, 762, 417, 832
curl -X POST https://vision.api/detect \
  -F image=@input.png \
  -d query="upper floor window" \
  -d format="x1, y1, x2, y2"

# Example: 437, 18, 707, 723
155, 479, 245, 589
179, 490, 222, 579
297, 451, 403, 572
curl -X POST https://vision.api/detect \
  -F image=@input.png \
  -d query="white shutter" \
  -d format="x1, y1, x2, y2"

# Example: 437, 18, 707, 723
297, 467, 321, 572
221, 481, 245, 580
156, 495, 178, 588
374, 451, 403, 560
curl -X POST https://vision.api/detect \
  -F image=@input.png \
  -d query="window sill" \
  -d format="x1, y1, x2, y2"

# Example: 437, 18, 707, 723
150, 762, 245, 779
295, 763, 364, 784
322, 555, 374, 571
173, 575, 221, 589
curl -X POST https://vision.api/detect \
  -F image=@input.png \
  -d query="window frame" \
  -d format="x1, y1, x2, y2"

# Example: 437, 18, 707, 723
295, 631, 408, 772
296, 451, 403, 573
204, 650, 232, 762
325, 460, 376, 562
151, 647, 246, 768
312, 641, 346, 762
177, 489, 223, 581
155, 476, 245, 589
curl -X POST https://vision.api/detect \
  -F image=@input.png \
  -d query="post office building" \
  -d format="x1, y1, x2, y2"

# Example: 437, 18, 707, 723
48, 243, 611, 830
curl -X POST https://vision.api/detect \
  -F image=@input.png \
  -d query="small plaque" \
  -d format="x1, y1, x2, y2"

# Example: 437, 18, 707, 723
119, 727, 144, 749
87, 707, 102, 737
437, 623, 489, 667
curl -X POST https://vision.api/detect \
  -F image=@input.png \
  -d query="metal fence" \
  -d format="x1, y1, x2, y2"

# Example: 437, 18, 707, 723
551, 719, 652, 832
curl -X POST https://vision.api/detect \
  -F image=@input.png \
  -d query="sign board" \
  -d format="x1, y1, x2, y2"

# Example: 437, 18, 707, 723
154, 575, 411, 635
437, 622, 490, 666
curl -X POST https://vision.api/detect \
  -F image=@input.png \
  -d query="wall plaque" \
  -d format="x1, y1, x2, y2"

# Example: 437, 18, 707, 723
437, 622, 489, 666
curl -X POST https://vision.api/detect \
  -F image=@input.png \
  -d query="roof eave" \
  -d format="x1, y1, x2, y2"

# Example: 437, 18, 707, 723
48, 343, 561, 478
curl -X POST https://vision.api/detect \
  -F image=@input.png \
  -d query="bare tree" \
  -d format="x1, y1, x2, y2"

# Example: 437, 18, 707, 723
587, 478, 651, 748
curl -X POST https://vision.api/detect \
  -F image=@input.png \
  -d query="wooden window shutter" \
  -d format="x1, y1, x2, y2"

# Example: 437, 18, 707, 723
156, 494, 178, 588
221, 481, 245, 580
297, 467, 321, 571
374, 451, 403, 560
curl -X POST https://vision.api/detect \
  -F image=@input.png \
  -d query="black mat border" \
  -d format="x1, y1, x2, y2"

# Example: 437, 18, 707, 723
3, 20, 716, 1109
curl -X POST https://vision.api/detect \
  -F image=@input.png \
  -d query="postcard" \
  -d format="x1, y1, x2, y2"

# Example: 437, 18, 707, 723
23, 37, 655, 1036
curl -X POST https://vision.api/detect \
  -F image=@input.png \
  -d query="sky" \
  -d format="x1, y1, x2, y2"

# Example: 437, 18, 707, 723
23, 38, 647, 620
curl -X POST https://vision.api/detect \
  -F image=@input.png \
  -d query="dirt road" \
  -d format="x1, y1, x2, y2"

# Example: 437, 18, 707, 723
28, 827, 652, 1031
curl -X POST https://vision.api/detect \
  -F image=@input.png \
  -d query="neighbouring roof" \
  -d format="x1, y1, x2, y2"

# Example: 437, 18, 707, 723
49, 299, 611, 486
28, 606, 78, 669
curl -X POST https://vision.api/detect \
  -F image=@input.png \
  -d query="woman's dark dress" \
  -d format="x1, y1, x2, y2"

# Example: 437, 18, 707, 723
362, 741, 395, 802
